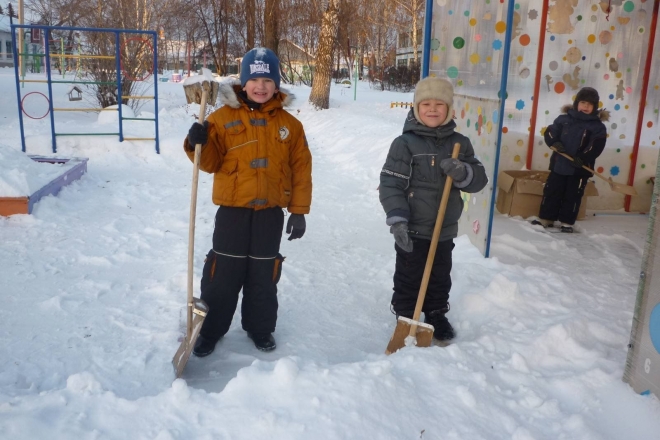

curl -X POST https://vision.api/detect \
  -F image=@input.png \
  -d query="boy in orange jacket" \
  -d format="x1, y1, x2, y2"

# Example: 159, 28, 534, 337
184, 48, 312, 355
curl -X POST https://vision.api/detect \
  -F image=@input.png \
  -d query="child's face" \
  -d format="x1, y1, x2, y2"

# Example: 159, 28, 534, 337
577, 101, 594, 114
243, 78, 278, 103
418, 99, 448, 128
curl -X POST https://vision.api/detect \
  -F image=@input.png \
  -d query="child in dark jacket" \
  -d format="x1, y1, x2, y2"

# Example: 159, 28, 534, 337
379, 77, 488, 341
534, 87, 609, 233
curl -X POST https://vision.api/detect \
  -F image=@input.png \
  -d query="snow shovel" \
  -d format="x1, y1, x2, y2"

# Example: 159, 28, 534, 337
386, 142, 462, 355
172, 83, 211, 378
551, 147, 638, 196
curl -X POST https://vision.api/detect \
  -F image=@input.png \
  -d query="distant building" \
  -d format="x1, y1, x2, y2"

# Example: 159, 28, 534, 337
0, 18, 45, 70
278, 39, 314, 83
0, 16, 14, 68
395, 28, 423, 67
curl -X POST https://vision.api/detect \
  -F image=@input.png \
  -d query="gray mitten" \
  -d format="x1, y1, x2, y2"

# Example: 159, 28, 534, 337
439, 158, 467, 182
390, 222, 413, 252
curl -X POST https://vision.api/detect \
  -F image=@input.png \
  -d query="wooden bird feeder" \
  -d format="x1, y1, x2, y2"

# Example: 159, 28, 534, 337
68, 86, 83, 101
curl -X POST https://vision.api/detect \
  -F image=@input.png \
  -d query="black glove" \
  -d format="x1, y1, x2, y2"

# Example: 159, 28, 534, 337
390, 222, 413, 252
552, 142, 565, 153
286, 214, 306, 241
571, 156, 584, 168
439, 158, 467, 182
187, 121, 209, 150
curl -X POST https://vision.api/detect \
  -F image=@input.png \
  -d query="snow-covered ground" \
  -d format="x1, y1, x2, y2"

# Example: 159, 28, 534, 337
1, 68, 659, 439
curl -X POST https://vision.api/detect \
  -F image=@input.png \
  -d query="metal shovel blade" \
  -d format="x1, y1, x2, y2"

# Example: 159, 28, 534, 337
172, 297, 209, 378
385, 316, 435, 355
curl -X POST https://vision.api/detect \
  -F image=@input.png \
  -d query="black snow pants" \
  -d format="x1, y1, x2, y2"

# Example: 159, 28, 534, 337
199, 206, 285, 341
391, 238, 454, 314
539, 171, 589, 226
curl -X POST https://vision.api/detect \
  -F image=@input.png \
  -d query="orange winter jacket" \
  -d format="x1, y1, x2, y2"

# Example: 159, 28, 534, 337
184, 80, 312, 214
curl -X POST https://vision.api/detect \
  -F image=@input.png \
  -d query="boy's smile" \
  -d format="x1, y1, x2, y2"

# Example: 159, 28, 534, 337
243, 77, 278, 103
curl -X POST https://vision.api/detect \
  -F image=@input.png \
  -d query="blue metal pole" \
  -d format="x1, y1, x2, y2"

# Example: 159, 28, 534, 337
115, 32, 123, 142
485, 0, 516, 258
153, 33, 160, 154
44, 28, 58, 153
10, 22, 27, 152
421, 0, 434, 78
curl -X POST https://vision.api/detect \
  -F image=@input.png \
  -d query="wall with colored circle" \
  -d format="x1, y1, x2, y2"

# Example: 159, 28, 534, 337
623, 180, 660, 397
428, 0, 659, 214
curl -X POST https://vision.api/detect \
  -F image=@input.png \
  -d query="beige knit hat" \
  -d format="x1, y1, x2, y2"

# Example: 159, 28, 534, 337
413, 77, 454, 126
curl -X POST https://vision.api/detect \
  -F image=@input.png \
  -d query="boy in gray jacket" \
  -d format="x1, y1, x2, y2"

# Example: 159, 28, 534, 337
379, 77, 488, 341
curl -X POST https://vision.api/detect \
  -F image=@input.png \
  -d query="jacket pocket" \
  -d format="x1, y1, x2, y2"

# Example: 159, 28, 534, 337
272, 253, 285, 284
280, 164, 292, 205
411, 154, 438, 183
201, 250, 218, 293
224, 120, 246, 136
218, 159, 239, 202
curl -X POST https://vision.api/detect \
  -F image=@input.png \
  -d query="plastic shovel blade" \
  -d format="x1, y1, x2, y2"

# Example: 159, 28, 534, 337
607, 177, 638, 196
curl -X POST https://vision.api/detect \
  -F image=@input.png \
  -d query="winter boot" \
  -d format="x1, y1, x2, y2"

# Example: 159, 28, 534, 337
193, 334, 218, 357
560, 223, 574, 233
531, 219, 553, 228
247, 332, 277, 352
424, 306, 455, 341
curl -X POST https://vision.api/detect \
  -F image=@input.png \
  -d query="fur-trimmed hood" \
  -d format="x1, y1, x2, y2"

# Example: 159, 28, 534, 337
217, 77, 295, 109
560, 104, 610, 122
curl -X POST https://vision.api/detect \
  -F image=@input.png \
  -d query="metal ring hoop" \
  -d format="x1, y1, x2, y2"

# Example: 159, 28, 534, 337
21, 91, 51, 120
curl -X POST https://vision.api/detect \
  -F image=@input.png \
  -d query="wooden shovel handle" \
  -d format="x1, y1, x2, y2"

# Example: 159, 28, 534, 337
187, 85, 209, 337
409, 142, 462, 337
550, 146, 637, 196
550, 146, 599, 175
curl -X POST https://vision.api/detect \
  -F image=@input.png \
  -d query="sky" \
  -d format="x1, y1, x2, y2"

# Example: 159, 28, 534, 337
1, 68, 660, 440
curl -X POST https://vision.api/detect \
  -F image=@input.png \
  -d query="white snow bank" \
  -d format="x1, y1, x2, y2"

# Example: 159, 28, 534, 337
0, 143, 74, 197
97, 105, 135, 124
181, 68, 215, 86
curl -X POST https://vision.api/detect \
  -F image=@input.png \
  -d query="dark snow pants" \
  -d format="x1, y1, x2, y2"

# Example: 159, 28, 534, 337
199, 206, 285, 341
391, 238, 454, 314
539, 172, 589, 226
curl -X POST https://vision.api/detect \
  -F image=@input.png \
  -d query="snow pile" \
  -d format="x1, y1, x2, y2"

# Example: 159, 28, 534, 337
0, 143, 71, 197
97, 104, 135, 124
0, 70, 659, 439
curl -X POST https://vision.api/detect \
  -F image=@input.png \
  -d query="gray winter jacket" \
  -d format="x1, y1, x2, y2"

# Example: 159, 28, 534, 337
379, 110, 488, 242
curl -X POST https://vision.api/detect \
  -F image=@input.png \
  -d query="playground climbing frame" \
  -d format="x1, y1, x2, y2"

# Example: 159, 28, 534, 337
10, 24, 161, 154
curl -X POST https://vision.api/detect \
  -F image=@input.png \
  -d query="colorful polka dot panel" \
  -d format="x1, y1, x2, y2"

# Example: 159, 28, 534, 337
429, 0, 659, 193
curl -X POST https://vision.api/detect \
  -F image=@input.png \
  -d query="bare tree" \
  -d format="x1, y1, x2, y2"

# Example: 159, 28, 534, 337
245, 0, 255, 49
277, 0, 322, 85
264, 0, 279, 53
309, 0, 340, 109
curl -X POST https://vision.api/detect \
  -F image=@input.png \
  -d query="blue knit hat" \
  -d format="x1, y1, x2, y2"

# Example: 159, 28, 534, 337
240, 48, 280, 89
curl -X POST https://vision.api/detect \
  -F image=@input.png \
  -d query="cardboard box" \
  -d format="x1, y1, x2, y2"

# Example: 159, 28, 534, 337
496, 170, 598, 220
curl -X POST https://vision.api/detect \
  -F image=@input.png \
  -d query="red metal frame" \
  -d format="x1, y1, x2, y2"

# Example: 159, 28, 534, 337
625, 0, 660, 211
526, 0, 549, 171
